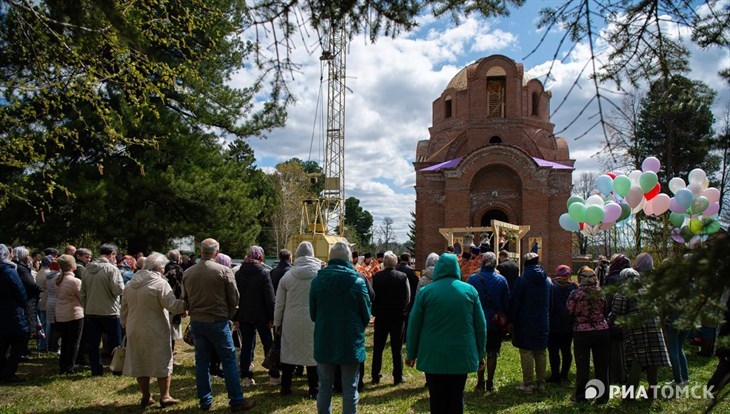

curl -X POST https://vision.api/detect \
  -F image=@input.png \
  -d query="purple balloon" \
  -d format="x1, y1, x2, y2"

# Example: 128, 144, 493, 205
603, 203, 622, 222
669, 197, 687, 214
642, 156, 661, 173
671, 228, 685, 244
705, 201, 720, 216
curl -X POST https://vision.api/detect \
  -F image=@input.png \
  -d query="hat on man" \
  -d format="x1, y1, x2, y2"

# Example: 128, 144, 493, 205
363, 252, 372, 259
524, 252, 539, 265
376, 252, 384, 259
470, 246, 481, 255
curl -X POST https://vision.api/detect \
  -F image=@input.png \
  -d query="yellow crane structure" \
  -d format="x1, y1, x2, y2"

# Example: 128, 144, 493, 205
286, 19, 350, 262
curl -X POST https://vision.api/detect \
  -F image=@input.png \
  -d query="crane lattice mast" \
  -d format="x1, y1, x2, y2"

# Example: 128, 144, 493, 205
321, 20, 346, 236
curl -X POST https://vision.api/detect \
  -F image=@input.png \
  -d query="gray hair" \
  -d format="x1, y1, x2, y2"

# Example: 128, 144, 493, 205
76, 248, 92, 258
143, 252, 169, 271
166, 249, 181, 264
481, 251, 497, 268
200, 238, 219, 258
383, 252, 398, 268
0, 244, 10, 261
12, 246, 30, 262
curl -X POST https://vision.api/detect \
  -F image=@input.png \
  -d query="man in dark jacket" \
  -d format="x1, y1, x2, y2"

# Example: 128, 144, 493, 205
12, 246, 40, 344
0, 244, 29, 383
269, 249, 291, 294
509, 252, 551, 393
396, 253, 418, 338
371, 252, 410, 385
497, 250, 520, 290
235, 245, 278, 387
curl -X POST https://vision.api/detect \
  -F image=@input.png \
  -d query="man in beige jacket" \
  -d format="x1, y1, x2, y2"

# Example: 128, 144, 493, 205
182, 238, 254, 412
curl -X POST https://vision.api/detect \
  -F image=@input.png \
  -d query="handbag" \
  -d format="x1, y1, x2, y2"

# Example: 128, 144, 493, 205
262, 333, 281, 370
110, 336, 126, 376
183, 324, 195, 346
478, 272, 509, 331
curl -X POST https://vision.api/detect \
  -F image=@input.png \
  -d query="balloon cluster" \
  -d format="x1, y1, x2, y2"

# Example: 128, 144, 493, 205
560, 156, 681, 237
667, 168, 723, 243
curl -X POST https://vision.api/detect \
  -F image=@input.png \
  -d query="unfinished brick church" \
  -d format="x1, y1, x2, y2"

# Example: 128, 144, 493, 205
413, 55, 573, 272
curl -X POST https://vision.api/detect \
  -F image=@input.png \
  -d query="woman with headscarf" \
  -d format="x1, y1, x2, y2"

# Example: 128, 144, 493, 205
274, 241, 319, 398
609, 265, 670, 395
119, 255, 137, 285
603, 253, 631, 384
235, 246, 278, 387
406, 253, 486, 413
121, 252, 187, 407
566, 267, 609, 404
416, 253, 439, 294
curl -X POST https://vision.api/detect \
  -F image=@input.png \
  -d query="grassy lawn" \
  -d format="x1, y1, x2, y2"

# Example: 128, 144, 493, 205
1, 323, 726, 413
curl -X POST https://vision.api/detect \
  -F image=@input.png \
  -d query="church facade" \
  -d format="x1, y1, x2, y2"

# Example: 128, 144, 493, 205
413, 55, 574, 272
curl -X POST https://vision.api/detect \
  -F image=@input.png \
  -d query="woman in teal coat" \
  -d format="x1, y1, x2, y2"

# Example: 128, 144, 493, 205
406, 253, 486, 414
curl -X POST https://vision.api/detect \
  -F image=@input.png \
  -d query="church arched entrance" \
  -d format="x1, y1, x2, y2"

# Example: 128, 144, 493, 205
481, 209, 509, 226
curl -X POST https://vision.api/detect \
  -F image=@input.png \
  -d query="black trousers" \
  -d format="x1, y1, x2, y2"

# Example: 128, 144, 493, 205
573, 330, 610, 402
57, 318, 84, 373
425, 373, 467, 414
0, 333, 27, 380
371, 316, 405, 382
548, 331, 573, 378
281, 363, 318, 393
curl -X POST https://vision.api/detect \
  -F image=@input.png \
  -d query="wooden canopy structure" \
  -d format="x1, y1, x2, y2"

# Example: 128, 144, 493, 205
439, 220, 530, 267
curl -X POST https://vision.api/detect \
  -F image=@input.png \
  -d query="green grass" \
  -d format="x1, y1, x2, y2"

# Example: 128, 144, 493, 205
1, 323, 727, 413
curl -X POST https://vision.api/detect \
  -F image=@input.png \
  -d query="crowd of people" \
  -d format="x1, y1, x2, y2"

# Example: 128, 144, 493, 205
1, 239, 729, 414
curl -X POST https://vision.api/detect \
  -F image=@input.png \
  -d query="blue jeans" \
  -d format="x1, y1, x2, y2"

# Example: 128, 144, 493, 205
191, 320, 243, 408
666, 325, 690, 383
318, 363, 359, 414
85, 315, 121, 376
239, 322, 278, 378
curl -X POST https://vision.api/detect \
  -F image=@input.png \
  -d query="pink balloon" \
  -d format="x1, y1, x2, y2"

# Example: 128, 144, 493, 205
642, 156, 661, 173
626, 186, 644, 208
703, 187, 721, 204
705, 201, 720, 216
669, 197, 686, 214
600, 221, 615, 230
652, 193, 671, 215
603, 202, 622, 222
643, 199, 655, 216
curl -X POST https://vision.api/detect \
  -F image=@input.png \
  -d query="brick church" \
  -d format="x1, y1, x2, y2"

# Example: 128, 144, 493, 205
413, 55, 573, 272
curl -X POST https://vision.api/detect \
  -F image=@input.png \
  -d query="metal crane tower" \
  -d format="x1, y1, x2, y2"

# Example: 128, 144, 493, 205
321, 21, 347, 236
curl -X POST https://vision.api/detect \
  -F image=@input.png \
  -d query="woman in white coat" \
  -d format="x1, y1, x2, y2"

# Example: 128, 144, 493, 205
274, 241, 320, 398
121, 252, 187, 408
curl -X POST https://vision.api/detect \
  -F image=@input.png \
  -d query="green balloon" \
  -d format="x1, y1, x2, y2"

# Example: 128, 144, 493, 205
689, 218, 704, 234
669, 212, 686, 228
612, 176, 632, 198
566, 196, 585, 210
568, 202, 587, 223
704, 219, 722, 234
585, 205, 605, 225
619, 203, 632, 221
639, 171, 658, 193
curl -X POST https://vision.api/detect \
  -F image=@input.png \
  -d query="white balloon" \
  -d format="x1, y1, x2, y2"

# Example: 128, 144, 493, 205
702, 177, 710, 190
586, 194, 604, 206
688, 182, 702, 197
668, 177, 686, 194
643, 199, 655, 216
688, 168, 706, 185
628, 170, 643, 185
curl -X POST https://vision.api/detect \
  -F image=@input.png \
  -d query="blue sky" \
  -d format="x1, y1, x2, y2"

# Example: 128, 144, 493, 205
234, 1, 730, 243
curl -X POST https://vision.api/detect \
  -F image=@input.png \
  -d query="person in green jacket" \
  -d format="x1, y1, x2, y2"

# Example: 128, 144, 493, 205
406, 253, 487, 414
310, 242, 371, 414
